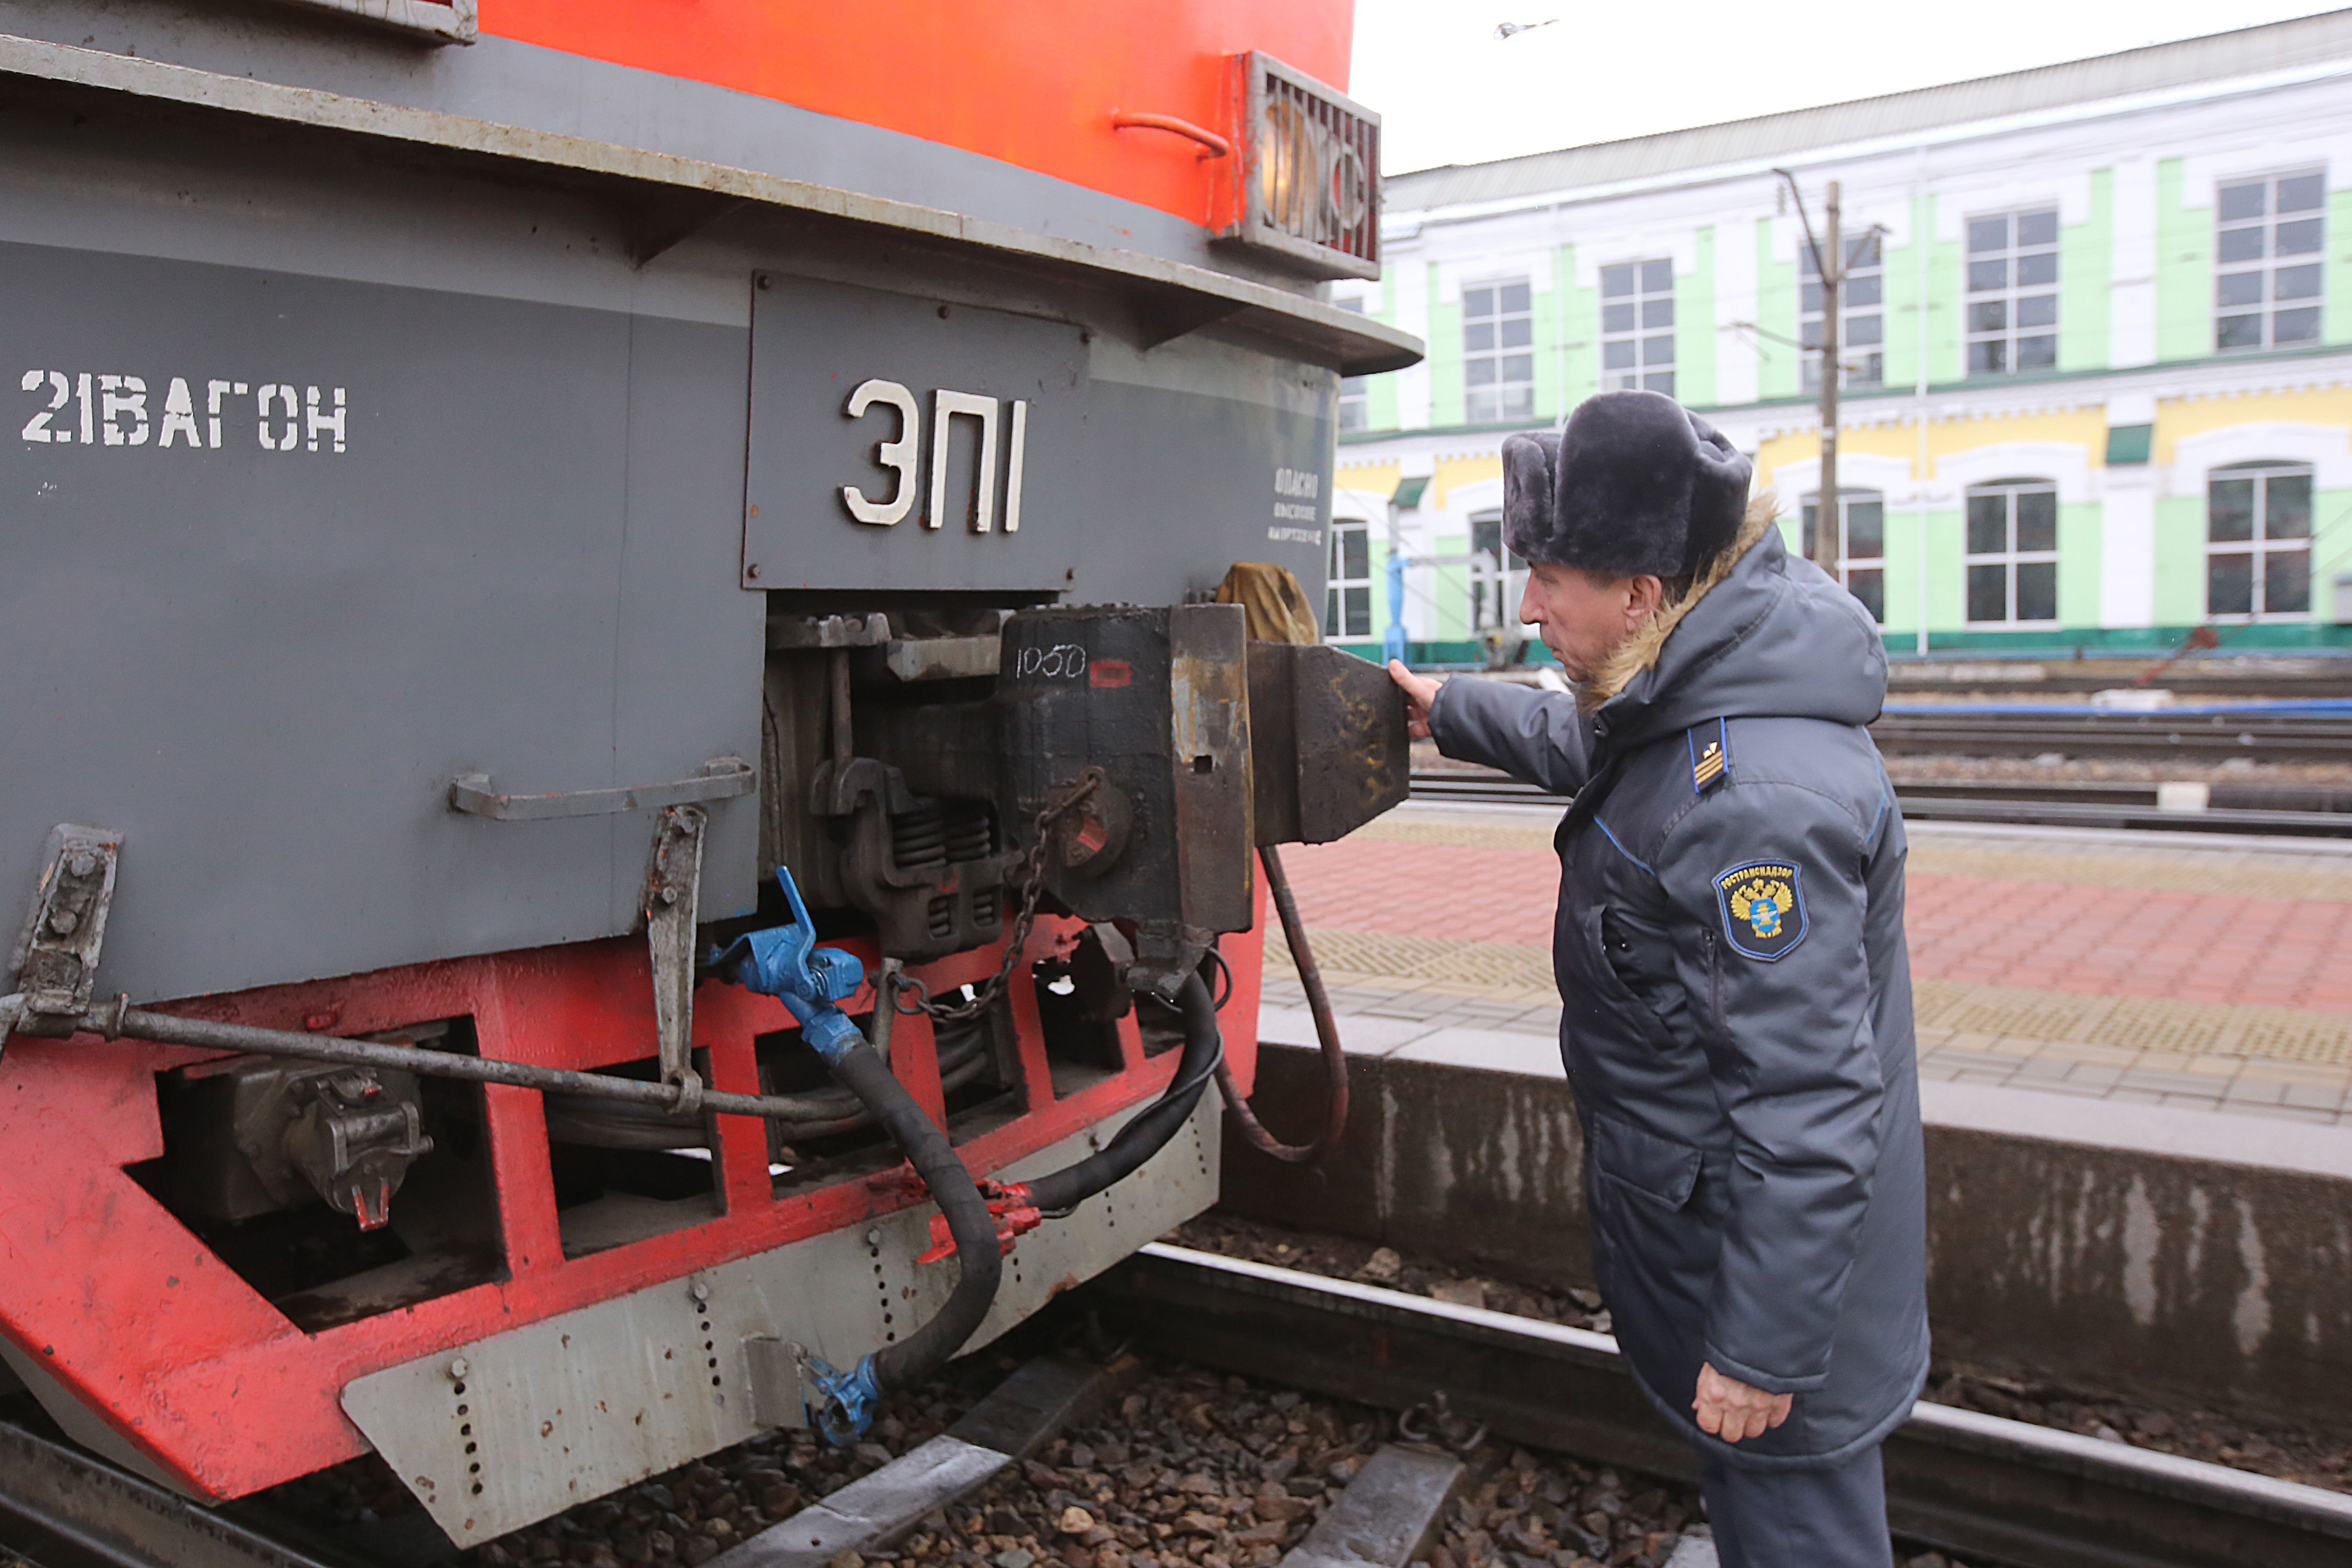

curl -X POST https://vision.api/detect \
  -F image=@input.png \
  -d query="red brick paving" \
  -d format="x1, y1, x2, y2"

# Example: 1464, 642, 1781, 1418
1281, 838, 2352, 1015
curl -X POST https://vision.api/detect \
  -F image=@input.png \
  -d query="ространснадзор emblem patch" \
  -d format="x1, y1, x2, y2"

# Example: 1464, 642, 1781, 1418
1715, 860, 1805, 960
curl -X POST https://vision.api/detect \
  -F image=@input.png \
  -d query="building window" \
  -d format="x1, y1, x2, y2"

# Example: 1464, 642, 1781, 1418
2208, 462, 2312, 617
1801, 490, 1886, 622
1335, 297, 1370, 432
2217, 171, 2325, 352
1463, 280, 1534, 422
1964, 480, 2060, 625
1801, 235, 1883, 389
1468, 508, 1528, 630
1600, 259, 1675, 397
1966, 210, 2059, 376
1326, 517, 1373, 638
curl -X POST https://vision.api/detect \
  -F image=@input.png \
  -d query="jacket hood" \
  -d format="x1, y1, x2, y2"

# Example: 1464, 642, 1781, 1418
1592, 521, 1887, 750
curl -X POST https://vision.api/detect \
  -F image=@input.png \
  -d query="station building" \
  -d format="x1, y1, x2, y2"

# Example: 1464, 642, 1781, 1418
1330, 10, 2352, 662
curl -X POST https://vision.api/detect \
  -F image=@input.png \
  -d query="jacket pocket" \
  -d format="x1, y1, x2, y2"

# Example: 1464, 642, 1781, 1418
1575, 905, 1677, 1050
1587, 1110, 1702, 1212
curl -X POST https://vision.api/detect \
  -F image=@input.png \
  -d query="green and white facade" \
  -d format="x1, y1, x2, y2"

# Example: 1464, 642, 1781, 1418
1330, 10, 2352, 661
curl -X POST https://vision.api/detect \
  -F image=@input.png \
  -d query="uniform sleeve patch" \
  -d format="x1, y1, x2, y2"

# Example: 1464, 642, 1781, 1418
1715, 860, 1806, 960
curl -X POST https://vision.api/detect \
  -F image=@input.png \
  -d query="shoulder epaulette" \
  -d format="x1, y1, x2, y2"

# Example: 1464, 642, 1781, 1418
1688, 718, 1728, 794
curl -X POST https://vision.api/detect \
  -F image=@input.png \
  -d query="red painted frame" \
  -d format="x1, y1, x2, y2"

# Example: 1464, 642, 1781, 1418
0, 900, 1263, 1499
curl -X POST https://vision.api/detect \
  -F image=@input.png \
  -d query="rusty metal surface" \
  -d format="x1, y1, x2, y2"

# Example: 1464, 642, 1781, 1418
999, 606, 1256, 993
5, 824, 122, 1039
1249, 645, 1408, 846
1169, 604, 1255, 944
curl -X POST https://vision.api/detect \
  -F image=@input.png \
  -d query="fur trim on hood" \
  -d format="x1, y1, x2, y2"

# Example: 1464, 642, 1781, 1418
1581, 491, 1781, 710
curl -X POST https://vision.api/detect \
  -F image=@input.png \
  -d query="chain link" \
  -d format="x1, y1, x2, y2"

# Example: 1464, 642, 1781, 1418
900, 774, 1100, 1023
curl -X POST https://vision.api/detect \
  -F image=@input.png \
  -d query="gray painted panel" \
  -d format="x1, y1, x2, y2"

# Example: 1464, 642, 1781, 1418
0, 239, 760, 1001
746, 274, 1335, 606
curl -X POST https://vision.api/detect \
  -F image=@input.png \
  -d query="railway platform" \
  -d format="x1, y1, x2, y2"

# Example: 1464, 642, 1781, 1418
1262, 804, 2352, 1126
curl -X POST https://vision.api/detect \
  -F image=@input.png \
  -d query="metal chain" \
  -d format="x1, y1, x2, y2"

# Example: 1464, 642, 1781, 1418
901, 775, 1099, 1023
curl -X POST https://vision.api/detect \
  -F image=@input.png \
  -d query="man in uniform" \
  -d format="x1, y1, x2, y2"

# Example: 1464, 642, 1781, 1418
1389, 390, 1926, 1568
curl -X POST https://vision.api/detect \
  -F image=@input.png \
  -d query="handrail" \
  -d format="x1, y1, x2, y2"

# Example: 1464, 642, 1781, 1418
1110, 111, 1232, 159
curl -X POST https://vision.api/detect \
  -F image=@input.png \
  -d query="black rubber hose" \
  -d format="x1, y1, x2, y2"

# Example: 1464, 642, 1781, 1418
1022, 972, 1223, 1216
825, 1041, 1005, 1390
1213, 845, 1350, 1165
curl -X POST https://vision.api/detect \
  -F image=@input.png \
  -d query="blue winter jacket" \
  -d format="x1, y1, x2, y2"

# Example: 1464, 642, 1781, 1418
1428, 525, 1929, 1469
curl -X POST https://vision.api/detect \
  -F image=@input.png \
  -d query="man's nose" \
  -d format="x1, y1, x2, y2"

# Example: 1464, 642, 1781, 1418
1517, 578, 1540, 625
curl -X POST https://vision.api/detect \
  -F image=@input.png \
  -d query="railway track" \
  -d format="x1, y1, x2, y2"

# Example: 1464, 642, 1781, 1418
1087, 1244, 2352, 1568
10, 1247, 2352, 1568
1871, 711, 2352, 763
1410, 771, 2352, 835
0, 1405, 376, 1568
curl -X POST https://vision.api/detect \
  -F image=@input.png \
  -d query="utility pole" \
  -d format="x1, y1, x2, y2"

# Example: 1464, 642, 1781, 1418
1817, 181, 1841, 569
1774, 169, 1850, 569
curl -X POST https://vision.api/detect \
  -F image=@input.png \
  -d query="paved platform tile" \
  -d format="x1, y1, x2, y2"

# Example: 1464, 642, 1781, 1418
1288, 827, 2352, 1019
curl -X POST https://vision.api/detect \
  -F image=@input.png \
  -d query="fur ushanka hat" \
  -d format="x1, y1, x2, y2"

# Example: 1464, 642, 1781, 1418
1501, 390, 1754, 579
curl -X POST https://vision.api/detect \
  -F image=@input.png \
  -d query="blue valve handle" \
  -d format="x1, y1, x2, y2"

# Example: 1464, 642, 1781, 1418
801, 1351, 886, 1444
709, 867, 868, 1064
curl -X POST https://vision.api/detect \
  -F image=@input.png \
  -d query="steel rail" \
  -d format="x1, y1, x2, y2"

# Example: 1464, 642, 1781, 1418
1407, 773, 2352, 836
1085, 1245, 2352, 1568
1870, 714, 2352, 763
0, 1411, 376, 1568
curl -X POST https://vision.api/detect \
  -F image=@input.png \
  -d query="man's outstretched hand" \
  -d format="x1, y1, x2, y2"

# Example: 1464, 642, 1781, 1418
1389, 660, 1439, 739
1693, 1363, 1793, 1444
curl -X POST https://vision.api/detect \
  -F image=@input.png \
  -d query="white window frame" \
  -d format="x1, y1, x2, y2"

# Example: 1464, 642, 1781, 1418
1599, 259, 1676, 397
1462, 279, 1535, 423
1334, 297, 1370, 432
2216, 170, 2326, 353
2206, 461, 2315, 620
1325, 517, 1374, 638
1965, 209, 2060, 377
1802, 489, 1887, 624
1465, 508, 1529, 632
1801, 234, 1883, 389
1963, 480, 2061, 627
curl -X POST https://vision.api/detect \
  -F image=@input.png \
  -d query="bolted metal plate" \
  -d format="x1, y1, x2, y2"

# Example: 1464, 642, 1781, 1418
342, 1094, 1221, 1546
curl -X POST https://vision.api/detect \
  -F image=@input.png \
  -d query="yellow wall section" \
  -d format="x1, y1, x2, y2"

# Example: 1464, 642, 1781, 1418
1356, 388, 2349, 514
1756, 407, 2112, 492
1433, 455, 1503, 510
2154, 388, 2352, 465
1334, 455, 1509, 513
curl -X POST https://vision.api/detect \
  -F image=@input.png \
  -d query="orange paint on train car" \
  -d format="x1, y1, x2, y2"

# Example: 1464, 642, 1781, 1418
479, 0, 1354, 226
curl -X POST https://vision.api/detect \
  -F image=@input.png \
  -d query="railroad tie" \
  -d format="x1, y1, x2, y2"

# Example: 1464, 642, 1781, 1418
710, 1355, 1127, 1568
1277, 1444, 1465, 1568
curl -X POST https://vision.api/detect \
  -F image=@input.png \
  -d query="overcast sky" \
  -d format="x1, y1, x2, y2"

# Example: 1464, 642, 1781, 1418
1351, 2, 2345, 175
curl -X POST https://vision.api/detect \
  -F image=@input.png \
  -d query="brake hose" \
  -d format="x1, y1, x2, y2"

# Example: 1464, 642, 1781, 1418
708, 868, 1003, 1441
1213, 844, 1350, 1165
1014, 971, 1223, 1216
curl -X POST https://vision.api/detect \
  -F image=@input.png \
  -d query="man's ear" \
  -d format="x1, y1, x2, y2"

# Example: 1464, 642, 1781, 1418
1624, 574, 1666, 630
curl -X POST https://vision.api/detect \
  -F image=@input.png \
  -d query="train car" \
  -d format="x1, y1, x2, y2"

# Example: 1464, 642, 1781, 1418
0, 0, 1419, 1547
